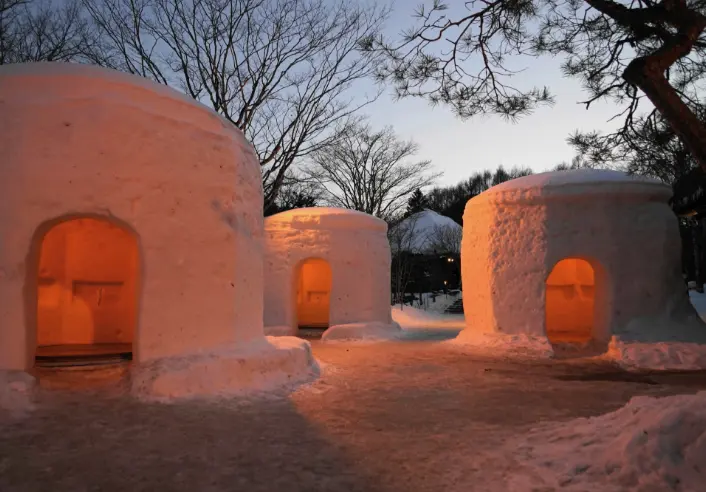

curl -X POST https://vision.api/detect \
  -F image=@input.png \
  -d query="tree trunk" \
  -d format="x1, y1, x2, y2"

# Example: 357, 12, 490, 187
616, 6, 706, 171
623, 57, 706, 172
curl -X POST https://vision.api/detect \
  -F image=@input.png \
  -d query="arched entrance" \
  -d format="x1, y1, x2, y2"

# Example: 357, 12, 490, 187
34, 217, 139, 366
545, 258, 595, 344
295, 258, 332, 331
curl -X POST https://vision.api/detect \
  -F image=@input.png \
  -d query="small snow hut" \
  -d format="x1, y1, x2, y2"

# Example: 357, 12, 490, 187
458, 169, 706, 353
263, 208, 400, 340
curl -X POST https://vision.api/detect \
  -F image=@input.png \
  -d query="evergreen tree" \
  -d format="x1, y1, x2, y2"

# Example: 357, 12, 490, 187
406, 189, 428, 216
368, 1, 706, 172
426, 166, 532, 224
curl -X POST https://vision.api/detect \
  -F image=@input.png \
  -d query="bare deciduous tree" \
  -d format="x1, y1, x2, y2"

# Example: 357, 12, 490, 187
388, 213, 421, 307
82, 0, 388, 208
425, 223, 461, 256
425, 222, 461, 289
366, 0, 706, 172
304, 122, 441, 220
0, 0, 98, 64
263, 171, 322, 216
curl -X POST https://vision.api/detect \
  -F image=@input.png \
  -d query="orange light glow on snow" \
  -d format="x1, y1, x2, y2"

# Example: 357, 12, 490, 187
545, 258, 595, 344
296, 258, 332, 328
36, 218, 139, 352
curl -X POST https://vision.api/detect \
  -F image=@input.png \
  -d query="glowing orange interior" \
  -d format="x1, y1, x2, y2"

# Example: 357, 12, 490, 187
36, 218, 139, 354
545, 258, 595, 344
296, 258, 332, 328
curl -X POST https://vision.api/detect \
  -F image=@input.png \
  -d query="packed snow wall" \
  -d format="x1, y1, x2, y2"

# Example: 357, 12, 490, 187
263, 208, 400, 341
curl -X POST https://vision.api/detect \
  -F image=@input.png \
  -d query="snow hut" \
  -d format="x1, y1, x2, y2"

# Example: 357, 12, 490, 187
263, 208, 400, 340
0, 62, 316, 401
458, 169, 706, 356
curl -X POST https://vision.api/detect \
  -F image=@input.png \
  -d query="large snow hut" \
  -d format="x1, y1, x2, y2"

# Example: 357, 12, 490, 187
0, 62, 316, 402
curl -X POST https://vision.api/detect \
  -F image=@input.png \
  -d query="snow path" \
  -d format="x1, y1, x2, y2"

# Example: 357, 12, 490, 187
2, 341, 706, 491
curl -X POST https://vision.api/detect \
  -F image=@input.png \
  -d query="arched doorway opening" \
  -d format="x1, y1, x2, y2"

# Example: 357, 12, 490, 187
34, 217, 139, 367
545, 258, 595, 345
295, 258, 332, 334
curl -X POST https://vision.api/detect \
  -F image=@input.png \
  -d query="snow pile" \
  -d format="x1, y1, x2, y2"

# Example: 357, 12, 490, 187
321, 321, 402, 342
607, 338, 706, 372
448, 330, 554, 358
391, 305, 465, 330
0, 371, 35, 418
390, 209, 461, 253
508, 391, 706, 491
689, 291, 706, 322
605, 292, 706, 370
131, 337, 320, 401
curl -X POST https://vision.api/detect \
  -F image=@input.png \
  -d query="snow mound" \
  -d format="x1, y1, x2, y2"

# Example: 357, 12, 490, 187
607, 338, 706, 371
392, 305, 465, 330
390, 209, 461, 253
448, 330, 554, 358
689, 291, 706, 322
510, 391, 706, 491
321, 321, 402, 342
263, 325, 294, 337
131, 337, 320, 401
0, 371, 36, 418
604, 294, 706, 370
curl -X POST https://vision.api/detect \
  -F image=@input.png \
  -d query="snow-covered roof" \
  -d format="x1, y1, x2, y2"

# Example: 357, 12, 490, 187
2, 62, 198, 109
0, 62, 263, 180
265, 207, 387, 231
474, 169, 671, 205
390, 209, 461, 253
0, 62, 237, 135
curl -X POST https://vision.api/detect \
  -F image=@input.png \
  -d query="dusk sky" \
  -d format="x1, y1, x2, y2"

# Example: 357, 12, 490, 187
358, 1, 630, 187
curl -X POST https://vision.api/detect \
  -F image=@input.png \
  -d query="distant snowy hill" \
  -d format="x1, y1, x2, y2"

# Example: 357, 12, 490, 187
390, 209, 462, 253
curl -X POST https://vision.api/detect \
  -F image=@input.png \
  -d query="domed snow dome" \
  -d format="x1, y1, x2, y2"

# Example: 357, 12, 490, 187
264, 207, 400, 341
457, 169, 706, 363
0, 62, 316, 402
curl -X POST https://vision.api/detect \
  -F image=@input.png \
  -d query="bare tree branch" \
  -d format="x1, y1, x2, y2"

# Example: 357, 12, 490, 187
303, 121, 442, 221
387, 212, 421, 306
0, 0, 100, 64
425, 223, 462, 255
366, 0, 706, 172
83, 0, 389, 207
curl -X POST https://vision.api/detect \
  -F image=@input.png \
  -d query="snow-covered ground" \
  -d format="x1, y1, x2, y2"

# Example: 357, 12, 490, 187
388, 290, 706, 491
2, 289, 705, 491
3, 339, 705, 492
392, 305, 465, 330
505, 390, 706, 491
601, 291, 706, 371
689, 290, 706, 321
391, 291, 464, 341
394, 291, 460, 314
398, 289, 706, 370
